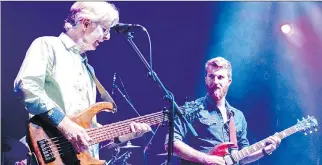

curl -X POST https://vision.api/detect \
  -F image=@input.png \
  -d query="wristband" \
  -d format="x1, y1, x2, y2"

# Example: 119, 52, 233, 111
38, 107, 65, 126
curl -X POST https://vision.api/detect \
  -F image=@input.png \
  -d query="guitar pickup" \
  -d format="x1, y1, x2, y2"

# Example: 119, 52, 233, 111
37, 139, 56, 163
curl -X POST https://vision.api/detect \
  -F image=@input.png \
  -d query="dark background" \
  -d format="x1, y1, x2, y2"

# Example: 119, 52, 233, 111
2, 2, 321, 165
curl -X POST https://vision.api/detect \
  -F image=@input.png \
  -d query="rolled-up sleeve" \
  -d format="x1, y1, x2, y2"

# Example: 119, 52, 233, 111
14, 37, 56, 115
165, 115, 189, 145
238, 115, 250, 150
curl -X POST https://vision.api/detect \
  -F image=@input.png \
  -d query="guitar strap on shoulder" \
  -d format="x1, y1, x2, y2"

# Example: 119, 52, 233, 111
82, 55, 118, 112
229, 114, 238, 149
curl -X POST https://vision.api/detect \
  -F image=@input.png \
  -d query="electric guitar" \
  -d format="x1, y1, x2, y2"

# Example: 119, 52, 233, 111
27, 102, 168, 165
208, 116, 318, 165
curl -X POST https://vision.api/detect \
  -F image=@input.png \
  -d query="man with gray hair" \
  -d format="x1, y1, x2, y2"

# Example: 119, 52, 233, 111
165, 57, 282, 165
14, 2, 151, 164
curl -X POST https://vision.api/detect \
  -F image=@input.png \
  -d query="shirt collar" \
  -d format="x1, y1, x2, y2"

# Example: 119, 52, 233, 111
204, 94, 236, 116
59, 32, 81, 54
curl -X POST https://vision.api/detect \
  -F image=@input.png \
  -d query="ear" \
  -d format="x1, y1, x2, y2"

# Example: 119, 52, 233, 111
228, 78, 232, 85
204, 71, 208, 82
204, 73, 208, 84
81, 19, 91, 30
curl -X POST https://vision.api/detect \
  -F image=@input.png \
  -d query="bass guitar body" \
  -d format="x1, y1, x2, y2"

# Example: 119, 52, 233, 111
27, 102, 114, 165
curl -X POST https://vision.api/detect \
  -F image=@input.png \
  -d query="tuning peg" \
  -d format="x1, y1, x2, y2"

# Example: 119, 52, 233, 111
315, 128, 318, 132
304, 132, 307, 136
297, 119, 300, 122
310, 131, 313, 134
302, 117, 305, 120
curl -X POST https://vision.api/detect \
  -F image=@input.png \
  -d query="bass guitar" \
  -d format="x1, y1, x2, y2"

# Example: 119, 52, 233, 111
27, 102, 168, 165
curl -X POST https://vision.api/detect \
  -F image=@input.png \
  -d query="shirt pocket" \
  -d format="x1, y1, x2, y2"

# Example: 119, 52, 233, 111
198, 110, 219, 126
199, 117, 218, 126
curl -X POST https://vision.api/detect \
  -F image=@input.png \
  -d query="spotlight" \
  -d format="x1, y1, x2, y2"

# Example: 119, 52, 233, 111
281, 24, 292, 35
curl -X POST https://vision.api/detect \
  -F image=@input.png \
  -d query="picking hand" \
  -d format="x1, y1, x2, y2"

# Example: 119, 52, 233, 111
203, 155, 226, 165
57, 117, 92, 153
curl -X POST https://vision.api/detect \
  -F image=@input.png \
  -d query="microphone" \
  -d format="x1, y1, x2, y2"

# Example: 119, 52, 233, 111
111, 23, 142, 33
112, 72, 117, 95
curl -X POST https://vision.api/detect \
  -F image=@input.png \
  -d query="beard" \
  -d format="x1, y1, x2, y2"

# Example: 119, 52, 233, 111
208, 85, 229, 101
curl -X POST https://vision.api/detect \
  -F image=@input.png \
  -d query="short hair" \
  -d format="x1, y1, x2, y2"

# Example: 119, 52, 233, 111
64, 2, 119, 31
205, 57, 232, 79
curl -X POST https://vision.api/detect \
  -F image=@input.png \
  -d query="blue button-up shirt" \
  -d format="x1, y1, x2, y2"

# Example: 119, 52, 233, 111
166, 95, 249, 165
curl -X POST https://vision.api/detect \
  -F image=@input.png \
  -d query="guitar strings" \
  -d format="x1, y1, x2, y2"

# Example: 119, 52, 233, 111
87, 111, 165, 133
44, 111, 165, 142
41, 114, 166, 157
88, 112, 167, 143
45, 112, 164, 147
41, 111, 167, 156
44, 111, 165, 146
46, 115, 166, 157
232, 127, 297, 161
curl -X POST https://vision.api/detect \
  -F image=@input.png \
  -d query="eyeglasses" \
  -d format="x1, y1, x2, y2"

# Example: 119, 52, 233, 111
100, 25, 111, 36
91, 21, 111, 36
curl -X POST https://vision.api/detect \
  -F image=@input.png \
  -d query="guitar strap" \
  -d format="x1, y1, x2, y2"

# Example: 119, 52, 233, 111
82, 55, 118, 112
229, 113, 238, 148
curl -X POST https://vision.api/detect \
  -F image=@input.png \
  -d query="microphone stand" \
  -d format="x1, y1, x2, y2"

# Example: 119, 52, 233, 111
113, 77, 157, 165
114, 84, 141, 117
120, 30, 198, 165
114, 81, 156, 134
114, 76, 157, 135
143, 123, 162, 165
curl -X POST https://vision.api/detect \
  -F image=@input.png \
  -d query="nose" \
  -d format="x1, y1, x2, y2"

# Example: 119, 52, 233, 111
214, 76, 220, 84
102, 33, 110, 41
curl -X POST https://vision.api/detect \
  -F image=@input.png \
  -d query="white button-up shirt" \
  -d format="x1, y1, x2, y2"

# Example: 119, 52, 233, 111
14, 32, 99, 158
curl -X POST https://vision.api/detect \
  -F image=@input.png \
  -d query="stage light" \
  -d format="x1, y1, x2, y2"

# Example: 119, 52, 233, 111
281, 24, 292, 35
